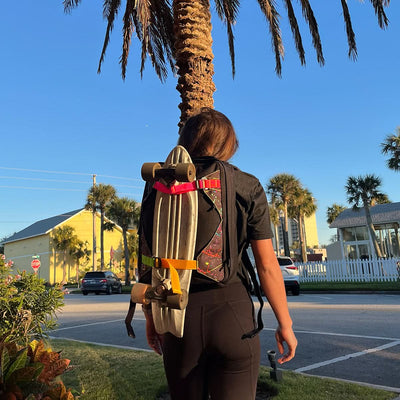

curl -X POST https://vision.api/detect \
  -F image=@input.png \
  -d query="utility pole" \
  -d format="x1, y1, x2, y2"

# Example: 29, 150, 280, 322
92, 174, 97, 271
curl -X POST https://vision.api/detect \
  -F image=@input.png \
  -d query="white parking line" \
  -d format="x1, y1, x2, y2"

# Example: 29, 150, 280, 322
262, 327, 400, 342
54, 319, 125, 331
295, 340, 400, 373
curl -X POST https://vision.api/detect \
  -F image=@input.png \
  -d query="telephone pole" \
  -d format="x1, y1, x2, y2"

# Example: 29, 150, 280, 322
92, 174, 97, 271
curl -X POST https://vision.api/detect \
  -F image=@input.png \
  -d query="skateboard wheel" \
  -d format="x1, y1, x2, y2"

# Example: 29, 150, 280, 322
166, 290, 188, 310
141, 162, 161, 181
175, 163, 196, 182
131, 283, 151, 305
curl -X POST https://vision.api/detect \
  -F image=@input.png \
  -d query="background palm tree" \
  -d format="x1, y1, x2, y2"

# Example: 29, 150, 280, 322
268, 202, 281, 254
267, 173, 301, 257
288, 187, 317, 262
63, 0, 390, 127
86, 183, 117, 270
326, 203, 346, 225
381, 127, 400, 171
52, 225, 77, 285
326, 203, 346, 242
345, 174, 387, 258
107, 197, 140, 286
70, 239, 91, 287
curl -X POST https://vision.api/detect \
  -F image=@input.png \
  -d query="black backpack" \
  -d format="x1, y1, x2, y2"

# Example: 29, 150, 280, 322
125, 157, 265, 339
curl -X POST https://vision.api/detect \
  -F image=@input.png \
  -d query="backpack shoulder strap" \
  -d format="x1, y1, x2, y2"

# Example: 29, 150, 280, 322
218, 161, 264, 339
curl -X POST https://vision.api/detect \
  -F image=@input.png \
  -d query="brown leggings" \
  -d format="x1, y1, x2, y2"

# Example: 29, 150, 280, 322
161, 282, 260, 400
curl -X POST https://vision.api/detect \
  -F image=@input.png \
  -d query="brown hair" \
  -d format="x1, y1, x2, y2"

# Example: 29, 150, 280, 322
178, 107, 239, 161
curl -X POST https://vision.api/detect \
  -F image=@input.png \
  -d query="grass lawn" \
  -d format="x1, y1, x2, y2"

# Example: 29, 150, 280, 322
51, 339, 398, 400
300, 281, 400, 292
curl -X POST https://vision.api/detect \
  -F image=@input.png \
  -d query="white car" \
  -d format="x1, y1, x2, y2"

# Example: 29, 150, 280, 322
248, 250, 300, 296
277, 256, 300, 296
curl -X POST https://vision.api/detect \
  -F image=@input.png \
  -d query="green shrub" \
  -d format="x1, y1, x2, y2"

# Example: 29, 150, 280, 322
0, 256, 64, 345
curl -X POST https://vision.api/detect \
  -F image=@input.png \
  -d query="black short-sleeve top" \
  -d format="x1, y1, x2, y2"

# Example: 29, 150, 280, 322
138, 157, 273, 287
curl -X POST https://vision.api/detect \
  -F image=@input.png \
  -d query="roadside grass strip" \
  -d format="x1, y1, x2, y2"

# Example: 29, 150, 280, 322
50, 339, 398, 400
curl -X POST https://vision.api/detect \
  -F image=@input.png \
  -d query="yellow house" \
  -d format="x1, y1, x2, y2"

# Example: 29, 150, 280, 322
3, 209, 126, 284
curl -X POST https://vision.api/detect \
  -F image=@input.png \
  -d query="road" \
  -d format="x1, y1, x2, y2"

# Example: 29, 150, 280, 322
50, 292, 400, 392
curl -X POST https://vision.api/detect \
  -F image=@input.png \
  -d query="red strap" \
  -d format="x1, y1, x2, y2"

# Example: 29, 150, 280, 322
154, 179, 220, 195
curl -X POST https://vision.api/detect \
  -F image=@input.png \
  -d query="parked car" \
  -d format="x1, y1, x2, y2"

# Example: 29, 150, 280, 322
277, 256, 300, 296
81, 271, 122, 295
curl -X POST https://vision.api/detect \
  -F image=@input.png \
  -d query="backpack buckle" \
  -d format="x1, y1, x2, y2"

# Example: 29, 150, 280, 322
153, 256, 162, 268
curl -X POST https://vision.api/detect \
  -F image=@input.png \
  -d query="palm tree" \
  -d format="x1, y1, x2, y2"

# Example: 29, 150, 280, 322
326, 203, 346, 242
86, 183, 117, 270
107, 197, 140, 286
268, 203, 281, 254
288, 187, 317, 262
381, 127, 400, 171
267, 174, 301, 257
128, 231, 139, 277
52, 225, 78, 285
326, 203, 346, 225
63, 0, 390, 127
345, 174, 387, 258
70, 239, 91, 287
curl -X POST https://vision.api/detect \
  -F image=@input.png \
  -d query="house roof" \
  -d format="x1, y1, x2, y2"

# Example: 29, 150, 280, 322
330, 202, 400, 229
3, 209, 84, 244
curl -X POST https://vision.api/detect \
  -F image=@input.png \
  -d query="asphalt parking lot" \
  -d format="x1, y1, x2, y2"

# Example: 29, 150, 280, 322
51, 292, 400, 393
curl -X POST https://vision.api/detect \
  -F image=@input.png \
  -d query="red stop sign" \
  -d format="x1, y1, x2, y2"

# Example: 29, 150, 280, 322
31, 259, 41, 271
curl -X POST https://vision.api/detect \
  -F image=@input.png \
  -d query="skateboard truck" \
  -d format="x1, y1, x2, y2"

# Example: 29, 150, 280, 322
131, 281, 188, 310
267, 350, 283, 382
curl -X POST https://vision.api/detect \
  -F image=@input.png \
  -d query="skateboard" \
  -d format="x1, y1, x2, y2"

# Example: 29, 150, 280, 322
131, 145, 198, 337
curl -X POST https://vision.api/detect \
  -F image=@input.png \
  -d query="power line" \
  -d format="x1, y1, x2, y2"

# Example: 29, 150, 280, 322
0, 176, 144, 189
0, 186, 143, 198
0, 166, 143, 182
0, 176, 89, 184
0, 166, 92, 176
0, 185, 86, 192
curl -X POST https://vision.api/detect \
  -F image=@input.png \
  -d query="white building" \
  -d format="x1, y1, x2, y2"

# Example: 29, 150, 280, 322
327, 202, 400, 260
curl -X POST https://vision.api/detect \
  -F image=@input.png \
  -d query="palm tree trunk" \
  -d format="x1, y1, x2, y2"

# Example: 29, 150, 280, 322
76, 261, 80, 288
283, 202, 290, 257
298, 215, 307, 262
62, 252, 67, 285
173, 0, 215, 127
364, 203, 382, 258
123, 230, 130, 286
273, 224, 280, 254
100, 212, 105, 270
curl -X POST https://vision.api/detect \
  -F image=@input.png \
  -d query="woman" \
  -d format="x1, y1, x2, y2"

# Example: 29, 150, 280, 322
139, 108, 297, 400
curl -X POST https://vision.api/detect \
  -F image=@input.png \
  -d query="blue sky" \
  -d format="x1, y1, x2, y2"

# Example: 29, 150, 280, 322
1, 1, 399, 246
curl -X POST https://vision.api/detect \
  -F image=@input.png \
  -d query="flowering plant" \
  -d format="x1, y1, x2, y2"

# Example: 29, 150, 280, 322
0, 256, 64, 345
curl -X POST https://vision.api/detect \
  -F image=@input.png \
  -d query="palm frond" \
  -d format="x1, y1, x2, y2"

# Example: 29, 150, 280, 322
140, 0, 174, 81
257, 0, 284, 76
98, 0, 121, 74
63, 0, 82, 13
370, 0, 389, 29
340, 0, 357, 60
298, 0, 324, 65
120, 0, 136, 80
284, 0, 305, 65
215, 0, 240, 77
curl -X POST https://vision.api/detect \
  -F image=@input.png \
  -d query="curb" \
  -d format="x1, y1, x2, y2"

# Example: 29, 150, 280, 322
297, 371, 400, 395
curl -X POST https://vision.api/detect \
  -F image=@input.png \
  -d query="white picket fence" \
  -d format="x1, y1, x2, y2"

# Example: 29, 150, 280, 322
296, 258, 400, 283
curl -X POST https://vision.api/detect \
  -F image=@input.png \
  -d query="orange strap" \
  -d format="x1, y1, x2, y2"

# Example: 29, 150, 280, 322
142, 255, 197, 294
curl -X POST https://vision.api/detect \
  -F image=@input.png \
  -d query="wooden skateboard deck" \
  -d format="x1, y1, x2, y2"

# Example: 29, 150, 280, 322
148, 145, 197, 337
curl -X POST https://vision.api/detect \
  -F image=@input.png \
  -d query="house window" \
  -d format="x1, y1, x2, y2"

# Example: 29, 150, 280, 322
354, 226, 368, 241
342, 228, 356, 242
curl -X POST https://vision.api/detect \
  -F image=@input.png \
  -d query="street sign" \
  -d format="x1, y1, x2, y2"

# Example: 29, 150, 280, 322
31, 258, 41, 273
